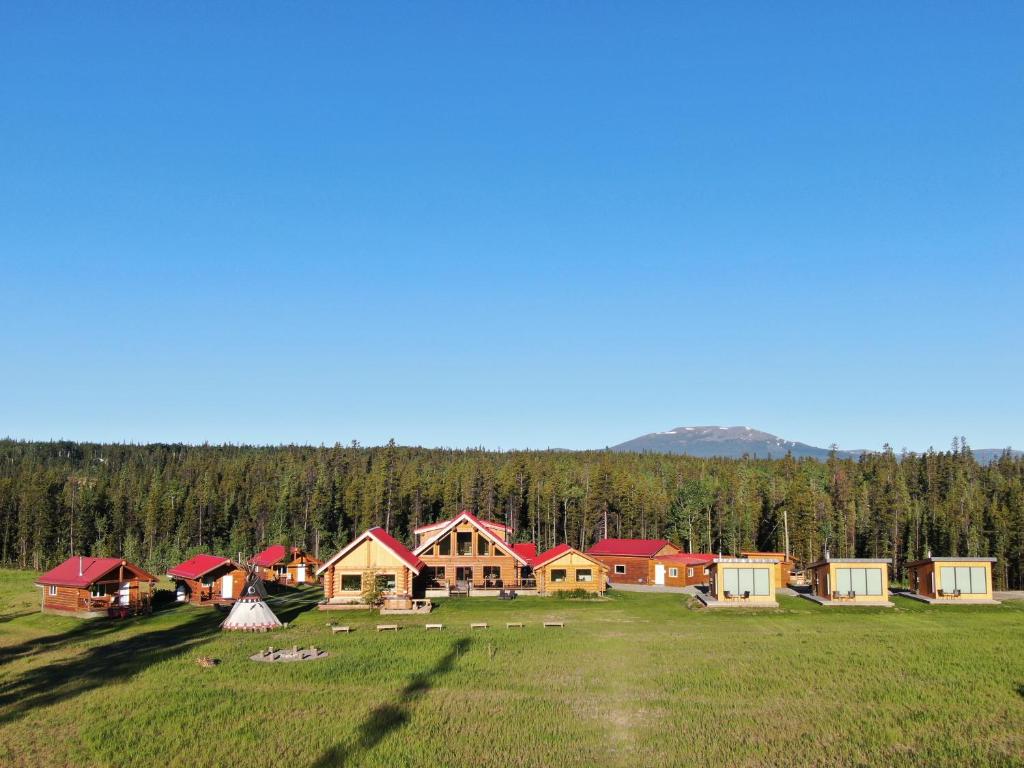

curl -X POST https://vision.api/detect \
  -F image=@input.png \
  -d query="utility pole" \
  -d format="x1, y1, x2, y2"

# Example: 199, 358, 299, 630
783, 509, 790, 561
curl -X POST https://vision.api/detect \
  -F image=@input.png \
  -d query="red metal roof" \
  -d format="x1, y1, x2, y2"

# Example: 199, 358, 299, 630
512, 542, 538, 561
250, 544, 288, 568
412, 510, 529, 564
37, 556, 155, 588
657, 552, 716, 565
530, 543, 573, 568
587, 538, 675, 558
167, 554, 234, 580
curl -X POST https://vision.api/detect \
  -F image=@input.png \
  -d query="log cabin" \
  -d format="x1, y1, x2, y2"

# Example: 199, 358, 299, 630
739, 551, 794, 587
413, 510, 535, 595
317, 527, 425, 608
904, 555, 999, 604
35, 556, 157, 618
167, 554, 246, 605
655, 553, 715, 587
531, 544, 607, 595
699, 557, 778, 608
806, 556, 893, 606
250, 545, 321, 585
585, 538, 680, 587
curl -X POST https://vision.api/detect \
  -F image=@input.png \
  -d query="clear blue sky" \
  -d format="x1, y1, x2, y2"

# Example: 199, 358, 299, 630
2, 3, 1022, 453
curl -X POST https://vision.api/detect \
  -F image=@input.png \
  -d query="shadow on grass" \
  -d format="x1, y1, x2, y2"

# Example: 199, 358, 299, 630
310, 637, 471, 768
0, 609, 221, 725
267, 587, 325, 624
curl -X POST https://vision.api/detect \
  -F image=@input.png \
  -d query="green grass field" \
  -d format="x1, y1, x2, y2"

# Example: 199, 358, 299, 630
1, 569, 1022, 768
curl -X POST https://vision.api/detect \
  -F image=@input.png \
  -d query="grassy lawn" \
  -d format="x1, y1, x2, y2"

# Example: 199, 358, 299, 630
1, 569, 1023, 768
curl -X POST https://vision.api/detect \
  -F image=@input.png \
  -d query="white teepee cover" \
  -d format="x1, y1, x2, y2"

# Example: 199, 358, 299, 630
221, 575, 283, 631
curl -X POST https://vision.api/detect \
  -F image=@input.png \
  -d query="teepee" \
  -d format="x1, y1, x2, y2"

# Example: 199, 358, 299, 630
221, 567, 283, 632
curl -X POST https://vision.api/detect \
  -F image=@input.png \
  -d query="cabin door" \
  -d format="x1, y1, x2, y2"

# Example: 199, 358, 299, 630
221, 574, 234, 599
118, 582, 131, 605
296, 565, 306, 582
456, 567, 473, 590
654, 564, 666, 585
176, 583, 188, 602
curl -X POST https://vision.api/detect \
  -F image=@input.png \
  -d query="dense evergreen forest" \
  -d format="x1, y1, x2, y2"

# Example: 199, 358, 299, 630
1, 438, 1022, 588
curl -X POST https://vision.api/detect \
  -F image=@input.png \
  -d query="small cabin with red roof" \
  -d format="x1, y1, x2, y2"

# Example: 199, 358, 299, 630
531, 544, 608, 595
413, 510, 535, 595
586, 538, 680, 586
167, 554, 246, 605
35, 556, 157, 618
655, 553, 716, 587
250, 545, 321, 585
317, 527, 425, 607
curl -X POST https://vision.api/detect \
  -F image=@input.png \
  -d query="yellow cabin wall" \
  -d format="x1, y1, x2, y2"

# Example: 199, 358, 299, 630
708, 563, 777, 602
924, 561, 994, 599
811, 562, 890, 602
535, 551, 607, 594
326, 538, 414, 599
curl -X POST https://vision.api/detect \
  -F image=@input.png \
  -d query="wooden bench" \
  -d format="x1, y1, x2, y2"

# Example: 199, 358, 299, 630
376, 624, 399, 632
330, 625, 351, 634
543, 621, 564, 628
470, 622, 488, 630
506, 622, 524, 629
425, 623, 444, 630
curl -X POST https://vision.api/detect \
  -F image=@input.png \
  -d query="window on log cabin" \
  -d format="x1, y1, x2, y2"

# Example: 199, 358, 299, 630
483, 566, 500, 582
429, 566, 446, 582
48, 585, 57, 596
576, 569, 593, 582
614, 564, 626, 574
378, 573, 397, 591
687, 568, 694, 578
90, 584, 107, 598
457, 532, 473, 556
340, 574, 361, 591
669, 568, 678, 578
477, 536, 489, 556
438, 535, 451, 556
551, 569, 568, 583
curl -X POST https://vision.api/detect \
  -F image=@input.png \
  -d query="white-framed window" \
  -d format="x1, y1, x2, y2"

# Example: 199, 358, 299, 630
686, 568, 694, 578
576, 569, 593, 582
551, 569, 568, 583
723, 567, 771, 596
614, 564, 626, 575
90, 584, 107, 599
669, 568, 679, 578
835, 568, 884, 596
340, 574, 362, 591
48, 585, 58, 596
939, 566, 987, 595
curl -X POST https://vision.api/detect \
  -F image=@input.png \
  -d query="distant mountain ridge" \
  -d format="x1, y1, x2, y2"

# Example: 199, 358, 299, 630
610, 426, 1020, 462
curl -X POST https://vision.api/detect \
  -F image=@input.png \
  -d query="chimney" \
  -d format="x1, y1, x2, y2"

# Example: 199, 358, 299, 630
824, 548, 831, 561
78, 556, 83, 577
927, 549, 932, 559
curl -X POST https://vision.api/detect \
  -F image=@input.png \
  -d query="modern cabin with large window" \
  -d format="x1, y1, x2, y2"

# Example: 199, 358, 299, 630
806, 557, 893, 606
530, 544, 608, 595
167, 554, 246, 605
413, 510, 534, 596
904, 556, 999, 604
35, 556, 157, 618
317, 527, 425, 609
585, 538, 681, 586
698, 558, 778, 608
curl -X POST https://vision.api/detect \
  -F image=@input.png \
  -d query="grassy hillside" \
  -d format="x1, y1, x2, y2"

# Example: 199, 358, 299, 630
1, 569, 1022, 768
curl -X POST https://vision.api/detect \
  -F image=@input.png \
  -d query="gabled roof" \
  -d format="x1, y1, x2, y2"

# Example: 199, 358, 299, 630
250, 545, 288, 568
37, 557, 156, 588
530, 543, 606, 570
168, 554, 239, 581
586, 538, 676, 558
414, 515, 510, 535
412, 510, 529, 565
512, 543, 538, 561
316, 527, 425, 577
657, 552, 716, 565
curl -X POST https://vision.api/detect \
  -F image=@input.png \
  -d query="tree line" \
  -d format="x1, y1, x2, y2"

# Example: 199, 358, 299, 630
1, 437, 1022, 588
